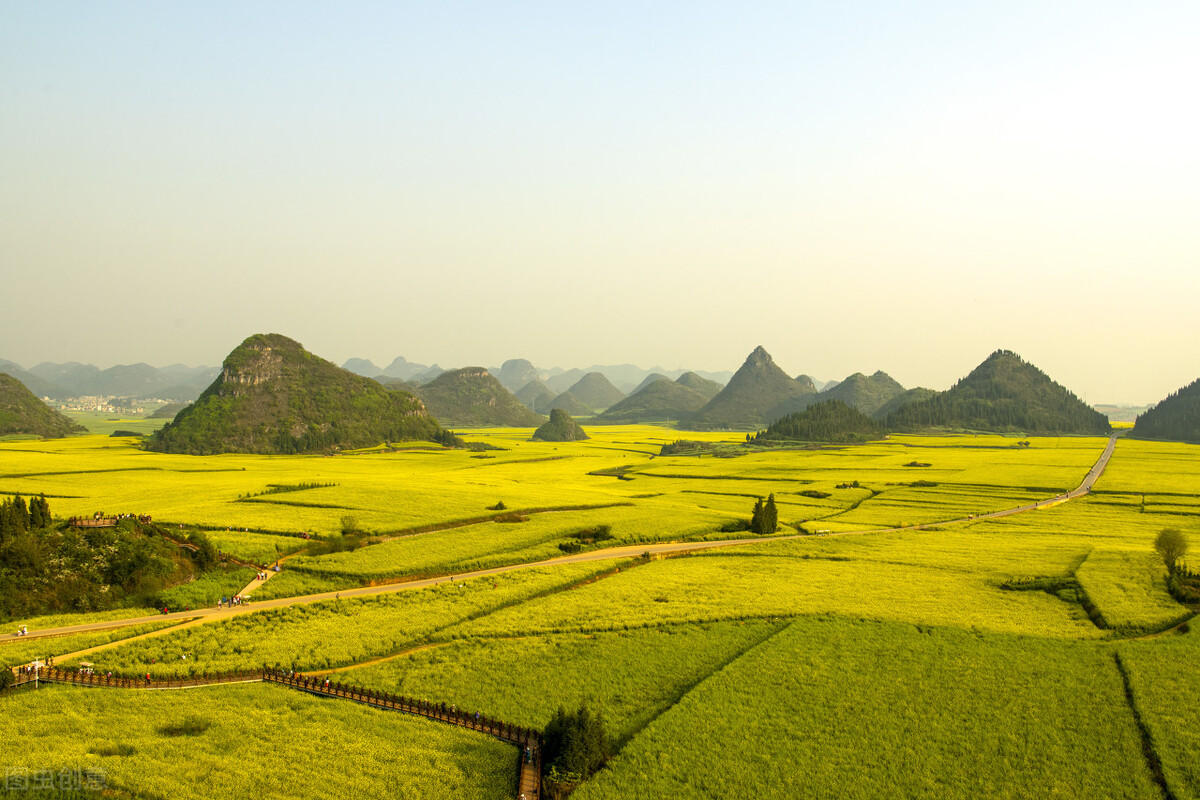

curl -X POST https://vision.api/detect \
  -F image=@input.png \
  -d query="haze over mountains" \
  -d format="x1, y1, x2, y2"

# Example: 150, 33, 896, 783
4, 335, 1199, 445
0, 359, 218, 402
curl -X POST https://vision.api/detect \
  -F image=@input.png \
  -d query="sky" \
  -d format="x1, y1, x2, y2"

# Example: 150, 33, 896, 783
2, 2, 1197, 404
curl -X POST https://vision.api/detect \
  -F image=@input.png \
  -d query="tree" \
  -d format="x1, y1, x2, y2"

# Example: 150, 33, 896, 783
188, 530, 218, 571
750, 495, 778, 535
750, 498, 764, 534
1155, 528, 1190, 574
763, 493, 778, 534
543, 704, 610, 782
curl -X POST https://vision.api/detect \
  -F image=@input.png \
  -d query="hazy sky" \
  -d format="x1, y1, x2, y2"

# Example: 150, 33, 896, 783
3, 2, 1197, 404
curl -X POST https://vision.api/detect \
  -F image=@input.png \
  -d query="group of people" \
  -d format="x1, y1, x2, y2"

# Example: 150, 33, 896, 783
217, 595, 248, 608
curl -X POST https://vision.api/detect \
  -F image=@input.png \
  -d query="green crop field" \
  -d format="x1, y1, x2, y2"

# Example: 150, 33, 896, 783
1, 426, 1197, 798
0, 682, 514, 800
575, 617, 1160, 800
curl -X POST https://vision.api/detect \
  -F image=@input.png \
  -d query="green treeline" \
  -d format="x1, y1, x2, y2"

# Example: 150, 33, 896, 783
758, 399, 884, 443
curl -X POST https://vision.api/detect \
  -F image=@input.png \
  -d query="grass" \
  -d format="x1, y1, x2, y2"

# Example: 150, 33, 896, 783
450, 551, 1101, 639
1076, 548, 1191, 633
341, 620, 785, 747
0, 620, 182, 667
1119, 627, 1200, 800
77, 561, 626, 676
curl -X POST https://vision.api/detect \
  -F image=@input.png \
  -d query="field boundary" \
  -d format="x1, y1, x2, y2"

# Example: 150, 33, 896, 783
1112, 652, 1177, 800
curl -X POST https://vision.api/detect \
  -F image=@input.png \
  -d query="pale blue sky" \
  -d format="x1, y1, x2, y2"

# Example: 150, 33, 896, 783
2, 2, 1197, 403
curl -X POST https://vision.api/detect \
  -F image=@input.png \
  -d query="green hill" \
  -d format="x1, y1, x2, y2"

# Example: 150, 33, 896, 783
683, 346, 810, 430
819, 371, 905, 417
146, 334, 443, 454
631, 373, 671, 394
415, 368, 545, 427
0, 374, 86, 438
675, 371, 724, 400
758, 399, 885, 443
549, 391, 593, 416
516, 379, 557, 414
873, 387, 936, 421
886, 350, 1110, 435
533, 408, 590, 441
593, 379, 710, 424
794, 374, 819, 394
1132, 378, 1200, 443
566, 373, 625, 411
148, 402, 190, 420
771, 370, 903, 420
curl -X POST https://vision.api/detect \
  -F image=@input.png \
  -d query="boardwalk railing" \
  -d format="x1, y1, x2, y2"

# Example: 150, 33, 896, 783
263, 670, 541, 747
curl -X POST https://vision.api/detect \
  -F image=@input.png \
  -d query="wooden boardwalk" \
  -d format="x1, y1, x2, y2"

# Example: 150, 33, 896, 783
8, 666, 541, 798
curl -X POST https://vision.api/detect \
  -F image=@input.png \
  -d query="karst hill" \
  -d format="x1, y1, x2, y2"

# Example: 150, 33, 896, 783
0, 374, 87, 438
886, 350, 1110, 435
414, 367, 545, 428
147, 334, 443, 454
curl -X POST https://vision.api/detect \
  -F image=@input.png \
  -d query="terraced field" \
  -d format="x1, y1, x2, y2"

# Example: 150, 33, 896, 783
1, 427, 1196, 799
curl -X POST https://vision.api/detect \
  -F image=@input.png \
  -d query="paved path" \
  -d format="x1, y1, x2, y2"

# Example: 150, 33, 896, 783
8, 433, 1122, 647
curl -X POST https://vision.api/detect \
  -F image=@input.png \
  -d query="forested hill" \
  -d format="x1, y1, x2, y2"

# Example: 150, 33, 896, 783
759, 399, 884, 443
414, 368, 545, 427
533, 408, 589, 441
146, 334, 442, 455
592, 378, 710, 424
683, 346, 812, 430
0, 373, 86, 438
885, 350, 1110, 435
1132, 378, 1200, 443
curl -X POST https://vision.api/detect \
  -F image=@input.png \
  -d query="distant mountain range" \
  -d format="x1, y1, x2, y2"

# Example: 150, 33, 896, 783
341, 355, 733, 396
0, 358, 217, 402
8, 338, 1188, 443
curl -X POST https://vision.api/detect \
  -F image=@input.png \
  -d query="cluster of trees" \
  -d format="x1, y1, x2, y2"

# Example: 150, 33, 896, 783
542, 704, 610, 798
758, 399, 884, 443
751, 495, 778, 535
0, 499, 218, 619
0, 494, 51, 542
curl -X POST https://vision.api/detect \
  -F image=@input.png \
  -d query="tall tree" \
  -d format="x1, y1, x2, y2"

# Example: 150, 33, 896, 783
763, 494, 778, 534
1155, 528, 1190, 574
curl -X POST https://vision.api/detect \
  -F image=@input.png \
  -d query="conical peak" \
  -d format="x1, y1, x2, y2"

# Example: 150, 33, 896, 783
745, 346, 775, 368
